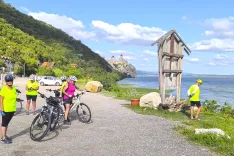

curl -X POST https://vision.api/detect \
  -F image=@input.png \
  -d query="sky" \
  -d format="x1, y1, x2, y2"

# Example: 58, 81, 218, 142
4, 0, 234, 75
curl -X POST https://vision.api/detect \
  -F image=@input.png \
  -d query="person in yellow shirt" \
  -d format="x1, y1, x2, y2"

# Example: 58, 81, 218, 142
0, 74, 17, 144
60, 76, 67, 94
25, 74, 39, 115
187, 79, 203, 120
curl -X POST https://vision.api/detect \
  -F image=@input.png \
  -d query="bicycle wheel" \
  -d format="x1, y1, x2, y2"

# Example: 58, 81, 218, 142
30, 111, 51, 141
76, 103, 91, 123
50, 107, 60, 131
14, 99, 23, 116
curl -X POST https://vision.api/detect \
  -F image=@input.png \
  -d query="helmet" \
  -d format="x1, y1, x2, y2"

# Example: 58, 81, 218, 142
69, 75, 77, 82
61, 76, 67, 81
196, 79, 203, 84
5, 74, 14, 82
29, 74, 36, 80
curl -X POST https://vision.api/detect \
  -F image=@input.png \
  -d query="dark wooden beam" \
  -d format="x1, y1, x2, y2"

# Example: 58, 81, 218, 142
170, 35, 175, 54
170, 35, 174, 70
162, 52, 184, 58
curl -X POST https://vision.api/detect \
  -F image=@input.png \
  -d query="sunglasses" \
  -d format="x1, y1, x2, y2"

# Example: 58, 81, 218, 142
6, 80, 13, 82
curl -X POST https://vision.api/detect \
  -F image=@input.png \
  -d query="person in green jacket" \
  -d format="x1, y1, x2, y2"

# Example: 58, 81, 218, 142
187, 79, 203, 120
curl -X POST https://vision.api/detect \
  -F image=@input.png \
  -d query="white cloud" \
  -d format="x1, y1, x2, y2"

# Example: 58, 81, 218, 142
204, 30, 234, 38
91, 20, 167, 46
189, 38, 234, 52
204, 17, 234, 31
29, 11, 84, 29
143, 50, 157, 57
190, 16, 234, 52
207, 54, 234, 67
26, 10, 167, 45
181, 16, 188, 20
184, 57, 200, 63
213, 54, 228, 60
139, 63, 156, 67
94, 50, 104, 55
144, 58, 149, 61
27, 11, 95, 40
123, 56, 136, 60
208, 62, 216, 66
110, 50, 133, 55
20, 7, 30, 13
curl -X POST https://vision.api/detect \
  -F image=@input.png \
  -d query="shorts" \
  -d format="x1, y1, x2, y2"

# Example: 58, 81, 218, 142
63, 98, 72, 105
26, 95, 37, 101
1, 112, 14, 127
190, 101, 201, 107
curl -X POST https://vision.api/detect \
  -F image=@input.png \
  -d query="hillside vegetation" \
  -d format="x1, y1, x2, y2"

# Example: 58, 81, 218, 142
0, 0, 125, 89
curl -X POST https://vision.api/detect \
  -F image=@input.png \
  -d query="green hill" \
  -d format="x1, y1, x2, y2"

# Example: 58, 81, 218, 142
0, 0, 125, 89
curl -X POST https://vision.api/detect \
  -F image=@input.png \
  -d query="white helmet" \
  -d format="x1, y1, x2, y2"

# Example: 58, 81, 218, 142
61, 76, 67, 81
69, 75, 77, 82
29, 74, 36, 80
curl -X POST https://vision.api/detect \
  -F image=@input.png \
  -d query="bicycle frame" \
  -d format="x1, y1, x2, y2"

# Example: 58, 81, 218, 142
60, 93, 83, 114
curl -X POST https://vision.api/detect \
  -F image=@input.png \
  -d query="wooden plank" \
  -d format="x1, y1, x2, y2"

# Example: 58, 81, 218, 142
165, 73, 177, 89
176, 42, 183, 102
158, 46, 164, 104
170, 34, 175, 71
163, 70, 182, 73
158, 50, 160, 90
162, 39, 170, 103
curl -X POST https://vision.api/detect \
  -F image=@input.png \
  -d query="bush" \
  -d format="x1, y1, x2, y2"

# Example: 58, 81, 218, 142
53, 68, 64, 77
37, 66, 55, 76
64, 68, 81, 79
92, 72, 122, 91
202, 100, 220, 113
202, 100, 234, 118
220, 102, 234, 117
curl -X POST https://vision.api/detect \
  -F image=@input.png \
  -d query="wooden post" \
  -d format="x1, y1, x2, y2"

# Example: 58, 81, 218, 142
176, 42, 183, 102
158, 51, 160, 90
158, 46, 164, 104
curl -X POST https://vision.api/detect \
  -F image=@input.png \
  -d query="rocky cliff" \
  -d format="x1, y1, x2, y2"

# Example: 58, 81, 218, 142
107, 55, 137, 78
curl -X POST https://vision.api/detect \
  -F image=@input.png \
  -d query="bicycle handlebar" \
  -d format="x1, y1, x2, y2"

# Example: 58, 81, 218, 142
38, 92, 48, 99
74, 91, 86, 98
39, 90, 86, 99
46, 89, 59, 92
16, 89, 21, 94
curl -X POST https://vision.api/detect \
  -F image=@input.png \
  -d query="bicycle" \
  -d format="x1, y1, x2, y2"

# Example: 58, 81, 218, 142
30, 92, 60, 141
14, 89, 24, 116
46, 89, 92, 125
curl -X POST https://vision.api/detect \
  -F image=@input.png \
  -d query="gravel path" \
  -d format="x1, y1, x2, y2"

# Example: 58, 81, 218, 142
0, 78, 214, 156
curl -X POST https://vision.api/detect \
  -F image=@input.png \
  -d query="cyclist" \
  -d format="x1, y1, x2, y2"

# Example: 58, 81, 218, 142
60, 75, 67, 95
0, 74, 17, 144
62, 75, 83, 125
187, 79, 203, 120
25, 74, 39, 115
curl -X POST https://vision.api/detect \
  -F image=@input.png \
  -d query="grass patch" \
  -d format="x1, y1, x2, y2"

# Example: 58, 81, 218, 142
126, 105, 234, 156
102, 84, 172, 101
125, 105, 189, 121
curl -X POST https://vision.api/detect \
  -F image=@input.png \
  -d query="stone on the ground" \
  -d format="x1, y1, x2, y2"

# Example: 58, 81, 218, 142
195, 128, 231, 139
158, 100, 190, 112
140, 92, 161, 109
85, 81, 103, 93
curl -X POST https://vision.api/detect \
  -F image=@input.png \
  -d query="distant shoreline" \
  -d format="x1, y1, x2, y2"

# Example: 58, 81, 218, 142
136, 75, 234, 78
